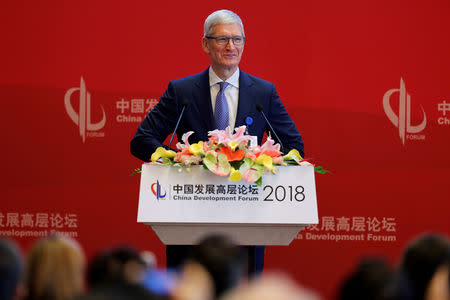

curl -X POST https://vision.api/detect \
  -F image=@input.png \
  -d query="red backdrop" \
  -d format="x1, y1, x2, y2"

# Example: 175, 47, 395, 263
1, 1, 450, 299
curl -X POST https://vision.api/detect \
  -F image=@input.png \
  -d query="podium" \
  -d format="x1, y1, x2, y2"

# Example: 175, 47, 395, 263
137, 164, 318, 246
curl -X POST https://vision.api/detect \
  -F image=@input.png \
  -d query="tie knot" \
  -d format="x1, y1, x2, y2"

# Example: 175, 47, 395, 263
219, 81, 229, 91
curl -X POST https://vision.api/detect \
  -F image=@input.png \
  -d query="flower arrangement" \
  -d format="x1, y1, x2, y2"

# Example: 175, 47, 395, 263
134, 125, 326, 186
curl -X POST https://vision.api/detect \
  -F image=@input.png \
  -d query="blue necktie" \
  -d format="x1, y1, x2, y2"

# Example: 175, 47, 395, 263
215, 81, 230, 130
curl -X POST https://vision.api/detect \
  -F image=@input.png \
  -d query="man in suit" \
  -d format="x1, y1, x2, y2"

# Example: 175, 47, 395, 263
131, 9, 304, 275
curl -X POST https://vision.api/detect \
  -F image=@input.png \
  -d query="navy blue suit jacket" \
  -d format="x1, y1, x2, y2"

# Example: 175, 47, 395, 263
131, 68, 304, 161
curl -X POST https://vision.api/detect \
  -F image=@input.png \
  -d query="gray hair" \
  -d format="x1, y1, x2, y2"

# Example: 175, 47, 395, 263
203, 9, 245, 37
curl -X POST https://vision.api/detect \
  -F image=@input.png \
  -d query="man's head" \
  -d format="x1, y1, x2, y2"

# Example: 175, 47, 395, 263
202, 10, 245, 78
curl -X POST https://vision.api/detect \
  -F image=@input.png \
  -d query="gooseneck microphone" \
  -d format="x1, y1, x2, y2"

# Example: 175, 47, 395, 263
256, 104, 284, 154
168, 98, 189, 149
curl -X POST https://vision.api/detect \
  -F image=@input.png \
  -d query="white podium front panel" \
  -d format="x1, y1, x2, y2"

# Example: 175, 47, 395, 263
137, 164, 318, 225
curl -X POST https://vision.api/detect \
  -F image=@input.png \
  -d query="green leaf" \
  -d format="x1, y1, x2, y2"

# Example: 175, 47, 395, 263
160, 157, 174, 165
314, 166, 329, 174
230, 160, 244, 169
130, 168, 142, 176
254, 176, 262, 186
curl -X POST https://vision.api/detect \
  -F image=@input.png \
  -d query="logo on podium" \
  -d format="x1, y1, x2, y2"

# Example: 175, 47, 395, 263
383, 78, 426, 145
64, 77, 106, 143
151, 180, 166, 200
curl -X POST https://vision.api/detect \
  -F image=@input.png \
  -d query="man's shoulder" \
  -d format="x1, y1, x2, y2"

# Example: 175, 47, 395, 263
240, 71, 275, 89
170, 69, 208, 87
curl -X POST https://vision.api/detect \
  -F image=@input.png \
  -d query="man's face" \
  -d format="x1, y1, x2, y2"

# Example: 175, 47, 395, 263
202, 23, 244, 72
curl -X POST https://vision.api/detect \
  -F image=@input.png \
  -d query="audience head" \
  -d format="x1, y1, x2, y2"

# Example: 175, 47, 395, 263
26, 235, 85, 300
338, 257, 393, 300
87, 246, 147, 289
425, 261, 449, 300
221, 272, 321, 300
398, 233, 450, 300
0, 239, 25, 300
173, 234, 246, 300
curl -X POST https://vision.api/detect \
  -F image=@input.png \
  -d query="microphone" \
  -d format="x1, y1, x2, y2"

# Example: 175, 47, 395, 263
168, 98, 189, 149
256, 104, 284, 154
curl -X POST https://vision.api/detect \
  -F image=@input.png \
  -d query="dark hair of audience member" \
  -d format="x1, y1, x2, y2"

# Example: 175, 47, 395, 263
25, 235, 85, 300
0, 239, 24, 300
397, 233, 450, 300
186, 235, 246, 299
87, 246, 147, 289
338, 257, 393, 300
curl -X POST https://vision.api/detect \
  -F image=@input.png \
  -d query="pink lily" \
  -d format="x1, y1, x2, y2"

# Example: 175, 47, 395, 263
208, 125, 252, 149
176, 131, 194, 151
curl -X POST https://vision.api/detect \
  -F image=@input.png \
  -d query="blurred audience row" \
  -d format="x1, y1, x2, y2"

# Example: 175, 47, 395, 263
1, 233, 449, 300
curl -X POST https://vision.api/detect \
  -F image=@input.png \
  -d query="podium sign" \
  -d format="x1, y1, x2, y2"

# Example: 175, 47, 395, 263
137, 164, 318, 245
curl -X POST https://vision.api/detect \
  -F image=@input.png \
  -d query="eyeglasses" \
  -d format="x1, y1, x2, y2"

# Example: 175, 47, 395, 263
205, 36, 246, 46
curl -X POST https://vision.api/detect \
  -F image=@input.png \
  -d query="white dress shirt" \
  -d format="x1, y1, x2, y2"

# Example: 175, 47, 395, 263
209, 67, 239, 131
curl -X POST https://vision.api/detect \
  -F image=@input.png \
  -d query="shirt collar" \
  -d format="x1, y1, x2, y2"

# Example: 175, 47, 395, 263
209, 67, 240, 88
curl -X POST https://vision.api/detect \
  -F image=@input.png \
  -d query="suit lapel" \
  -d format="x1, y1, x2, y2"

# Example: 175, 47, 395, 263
236, 70, 255, 127
193, 68, 215, 132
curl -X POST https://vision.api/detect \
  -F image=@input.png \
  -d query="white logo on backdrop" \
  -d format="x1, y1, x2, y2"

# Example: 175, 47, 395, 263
64, 77, 106, 143
383, 78, 426, 145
